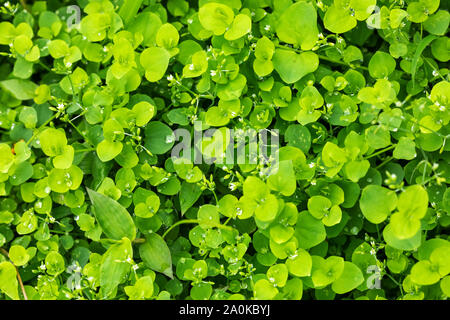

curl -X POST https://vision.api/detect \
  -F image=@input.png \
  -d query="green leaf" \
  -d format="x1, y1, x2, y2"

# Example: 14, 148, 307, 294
144, 121, 175, 155
272, 49, 318, 84
0, 262, 19, 300
411, 35, 438, 85
294, 211, 326, 249
125, 275, 154, 300
253, 279, 278, 299
139, 233, 173, 278
39, 128, 67, 157
393, 138, 416, 160
331, 262, 364, 294
360, 185, 397, 224
87, 188, 136, 241
311, 256, 345, 287
100, 237, 133, 298
198, 2, 234, 36
198, 204, 220, 229
276, 2, 318, 50
267, 160, 296, 197
156, 23, 180, 49
397, 185, 429, 220
96, 140, 123, 162
267, 264, 288, 287
324, 5, 356, 34
183, 50, 208, 78
118, 0, 143, 26
45, 251, 65, 276
0, 144, 15, 173
390, 185, 428, 239
368, 51, 396, 79
9, 245, 30, 266
140, 47, 170, 82
179, 182, 203, 215
410, 260, 441, 286
132, 101, 156, 127
286, 248, 312, 277
365, 125, 391, 149
383, 224, 422, 251
0, 79, 37, 100
224, 14, 252, 41
424, 10, 450, 35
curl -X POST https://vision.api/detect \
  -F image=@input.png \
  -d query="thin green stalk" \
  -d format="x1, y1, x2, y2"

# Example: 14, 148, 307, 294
375, 156, 393, 169
364, 145, 395, 159
423, 58, 446, 82
223, 217, 232, 226
275, 44, 369, 71
19, 0, 30, 12
26, 111, 61, 146
38, 61, 52, 72
211, 189, 219, 204
162, 219, 233, 239
74, 148, 96, 153
385, 273, 404, 296
67, 119, 94, 146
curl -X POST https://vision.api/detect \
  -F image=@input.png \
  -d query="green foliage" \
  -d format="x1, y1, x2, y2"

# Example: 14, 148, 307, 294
0, 0, 448, 302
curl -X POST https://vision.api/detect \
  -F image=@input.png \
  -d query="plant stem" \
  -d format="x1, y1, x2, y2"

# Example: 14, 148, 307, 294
385, 273, 404, 296
26, 111, 60, 146
162, 219, 233, 239
275, 44, 369, 71
67, 119, 94, 146
38, 61, 51, 72
0, 248, 28, 300
375, 156, 393, 169
364, 145, 395, 159
74, 147, 96, 153
19, 0, 29, 12
211, 189, 219, 204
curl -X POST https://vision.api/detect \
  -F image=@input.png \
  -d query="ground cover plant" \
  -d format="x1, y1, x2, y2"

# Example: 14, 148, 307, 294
0, 0, 449, 300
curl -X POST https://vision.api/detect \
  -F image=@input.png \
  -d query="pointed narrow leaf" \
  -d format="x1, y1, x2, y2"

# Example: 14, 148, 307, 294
87, 188, 136, 241
179, 182, 203, 215
139, 233, 173, 278
100, 237, 133, 298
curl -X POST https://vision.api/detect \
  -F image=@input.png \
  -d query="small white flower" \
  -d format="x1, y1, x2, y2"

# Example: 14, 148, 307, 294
167, 74, 174, 81
264, 25, 271, 31
210, 70, 217, 76
432, 70, 439, 77
187, 19, 193, 24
